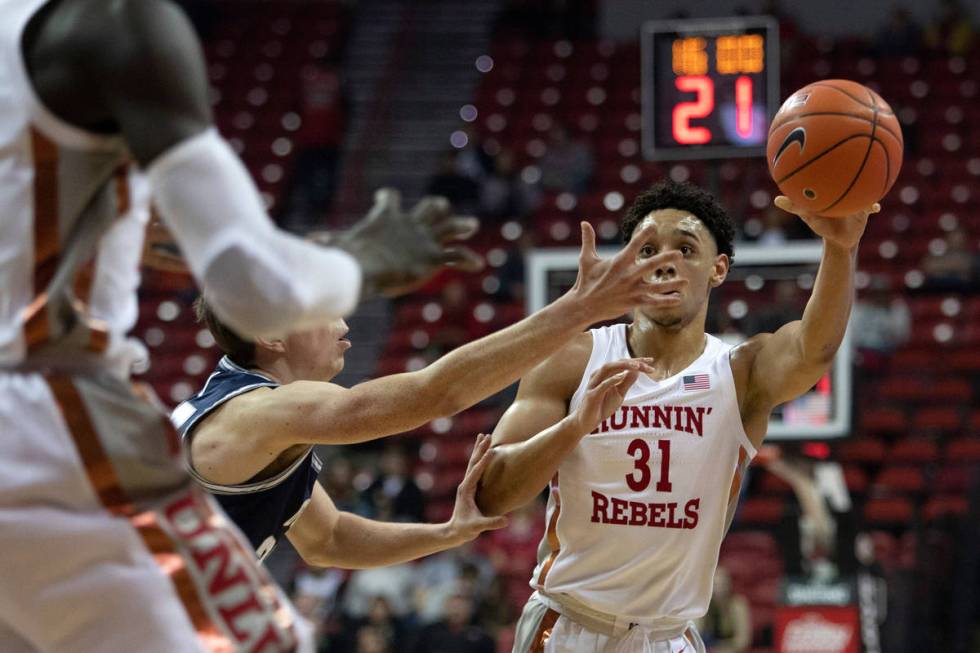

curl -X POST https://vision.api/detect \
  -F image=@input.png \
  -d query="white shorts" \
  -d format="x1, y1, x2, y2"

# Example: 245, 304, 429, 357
0, 371, 313, 653
513, 593, 706, 653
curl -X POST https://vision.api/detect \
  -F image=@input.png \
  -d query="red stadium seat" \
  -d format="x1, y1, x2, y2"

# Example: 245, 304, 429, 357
923, 495, 969, 522
873, 466, 926, 494
888, 438, 940, 464
859, 407, 907, 436
945, 437, 980, 462
736, 498, 785, 525
911, 407, 963, 433
863, 497, 915, 526
838, 438, 886, 464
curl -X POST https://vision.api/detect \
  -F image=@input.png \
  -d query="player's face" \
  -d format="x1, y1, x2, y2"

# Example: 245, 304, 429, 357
283, 318, 350, 381
629, 209, 728, 328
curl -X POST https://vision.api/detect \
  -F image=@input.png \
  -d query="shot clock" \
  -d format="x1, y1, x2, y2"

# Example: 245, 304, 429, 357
641, 16, 780, 161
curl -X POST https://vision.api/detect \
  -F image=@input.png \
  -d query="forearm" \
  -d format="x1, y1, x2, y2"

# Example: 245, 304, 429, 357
149, 130, 362, 338
476, 415, 586, 516
798, 243, 857, 363
422, 295, 590, 414
317, 514, 463, 569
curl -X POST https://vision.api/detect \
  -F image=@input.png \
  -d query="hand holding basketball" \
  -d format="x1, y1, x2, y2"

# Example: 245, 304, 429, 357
774, 195, 879, 250
767, 80, 903, 218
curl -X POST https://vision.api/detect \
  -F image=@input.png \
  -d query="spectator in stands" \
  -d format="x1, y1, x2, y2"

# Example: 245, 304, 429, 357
696, 566, 752, 653
342, 564, 416, 621
429, 279, 475, 356
852, 274, 910, 362
479, 148, 536, 222
294, 565, 346, 619
321, 455, 366, 515
494, 231, 536, 305
280, 60, 349, 229
411, 593, 496, 653
414, 542, 496, 624
478, 498, 545, 578
363, 444, 426, 522
925, 0, 976, 55
336, 594, 410, 652
921, 226, 978, 291
455, 125, 495, 181
876, 7, 922, 56
354, 625, 391, 653
428, 150, 481, 216
539, 124, 594, 193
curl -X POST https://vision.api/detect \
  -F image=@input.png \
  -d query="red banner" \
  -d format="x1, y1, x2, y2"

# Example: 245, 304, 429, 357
774, 606, 860, 653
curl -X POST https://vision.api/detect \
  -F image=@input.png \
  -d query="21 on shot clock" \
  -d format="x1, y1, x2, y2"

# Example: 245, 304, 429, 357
641, 16, 780, 161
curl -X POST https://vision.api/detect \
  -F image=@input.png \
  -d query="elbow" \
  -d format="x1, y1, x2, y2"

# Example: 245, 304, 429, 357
293, 532, 336, 569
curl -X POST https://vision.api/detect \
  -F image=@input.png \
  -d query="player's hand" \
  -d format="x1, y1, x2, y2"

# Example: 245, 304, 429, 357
565, 222, 689, 323
774, 195, 879, 251
570, 358, 655, 434
331, 189, 483, 299
447, 434, 510, 542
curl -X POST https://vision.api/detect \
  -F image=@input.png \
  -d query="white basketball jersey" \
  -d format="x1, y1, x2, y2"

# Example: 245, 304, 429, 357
0, 0, 149, 371
530, 324, 757, 628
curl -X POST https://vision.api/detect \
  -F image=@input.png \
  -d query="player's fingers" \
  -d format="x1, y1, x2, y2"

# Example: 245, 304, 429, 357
633, 251, 683, 278
623, 220, 659, 258
411, 195, 452, 224
579, 222, 599, 262
587, 359, 650, 389
462, 442, 497, 488
372, 187, 402, 216
433, 215, 480, 243
614, 370, 639, 392
436, 246, 485, 272
463, 434, 491, 476
591, 370, 629, 397
477, 515, 510, 531
773, 195, 810, 217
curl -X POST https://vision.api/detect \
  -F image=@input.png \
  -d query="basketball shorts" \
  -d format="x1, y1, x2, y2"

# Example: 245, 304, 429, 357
513, 592, 706, 653
0, 371, 313, 653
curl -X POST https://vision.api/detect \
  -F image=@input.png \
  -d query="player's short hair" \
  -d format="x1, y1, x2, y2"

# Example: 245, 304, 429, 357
620, 179, 735, 262
193, 296, 257, 368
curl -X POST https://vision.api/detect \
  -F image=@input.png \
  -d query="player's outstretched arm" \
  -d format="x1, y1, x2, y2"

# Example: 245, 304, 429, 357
29, 0, 482, 336
285, 435, 507, 569
238, 223, 684, 453
475, 353, 653, 516
735, 196, 878, 445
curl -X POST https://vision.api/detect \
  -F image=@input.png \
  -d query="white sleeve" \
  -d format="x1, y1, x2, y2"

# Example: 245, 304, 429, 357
146, 128, 362, 338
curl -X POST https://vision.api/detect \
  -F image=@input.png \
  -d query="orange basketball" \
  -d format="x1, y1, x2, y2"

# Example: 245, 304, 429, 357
766, 79, 903, 218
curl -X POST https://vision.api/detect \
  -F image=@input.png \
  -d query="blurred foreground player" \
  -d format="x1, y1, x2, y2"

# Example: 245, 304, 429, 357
173, 223, 686, 565
476, 180, 879, 652
0, 1, 482, 651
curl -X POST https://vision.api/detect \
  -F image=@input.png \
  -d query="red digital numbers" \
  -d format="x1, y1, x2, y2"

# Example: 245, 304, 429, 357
626, 439, 673, 492
672, 75, 714, 144
735, 75, 753, 138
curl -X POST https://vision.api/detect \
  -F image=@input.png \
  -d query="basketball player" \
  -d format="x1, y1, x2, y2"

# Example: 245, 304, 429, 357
0, 0, 486, 650
475, 179, 879, 652
173, 224, 686, 564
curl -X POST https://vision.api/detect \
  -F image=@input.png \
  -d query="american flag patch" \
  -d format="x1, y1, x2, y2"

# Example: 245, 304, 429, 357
683, 374, 710, 391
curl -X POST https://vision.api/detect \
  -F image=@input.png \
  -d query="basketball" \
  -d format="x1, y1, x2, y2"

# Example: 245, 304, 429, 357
767, 79, 903, 218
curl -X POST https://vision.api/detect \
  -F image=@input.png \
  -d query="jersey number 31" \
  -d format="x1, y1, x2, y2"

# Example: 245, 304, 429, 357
626, 439, 672, 492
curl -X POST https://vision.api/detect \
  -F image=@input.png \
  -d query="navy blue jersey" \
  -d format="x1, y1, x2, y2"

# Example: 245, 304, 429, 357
172, 356, 321, 560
